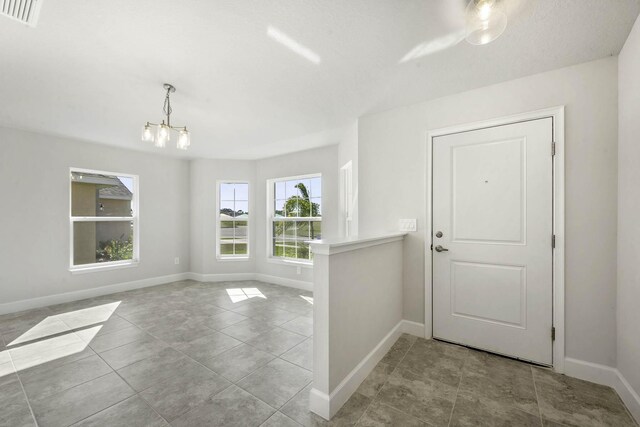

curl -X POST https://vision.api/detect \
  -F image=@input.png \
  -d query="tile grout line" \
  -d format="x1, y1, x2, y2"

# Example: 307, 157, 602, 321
446, 346, 469, 427
87, 350, 168, 425
531, 366, 545, 427
7, 349, 40, 427
354, 335, 420, 426
271, 377, 314, 417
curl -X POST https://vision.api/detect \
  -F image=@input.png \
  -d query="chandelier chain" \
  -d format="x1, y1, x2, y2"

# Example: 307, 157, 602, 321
163, 87, 172, 127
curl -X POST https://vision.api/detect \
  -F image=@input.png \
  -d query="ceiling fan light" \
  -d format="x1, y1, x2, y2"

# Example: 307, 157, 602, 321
465, 0, 507, 46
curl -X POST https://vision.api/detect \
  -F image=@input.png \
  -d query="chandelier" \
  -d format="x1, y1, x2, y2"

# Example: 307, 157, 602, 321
141, 83, 191, 150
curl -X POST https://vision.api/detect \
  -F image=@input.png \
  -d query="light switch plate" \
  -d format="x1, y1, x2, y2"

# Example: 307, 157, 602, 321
399, 219, 417, 232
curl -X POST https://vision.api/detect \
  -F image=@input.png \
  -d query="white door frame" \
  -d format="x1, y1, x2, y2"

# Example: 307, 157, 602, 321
424, 106, 565, 373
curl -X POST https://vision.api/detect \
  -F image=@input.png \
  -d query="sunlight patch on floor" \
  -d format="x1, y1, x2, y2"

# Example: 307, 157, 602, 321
226, 288, 267, 303
9, 302, 120, 347
9, 333, 89, 371
4, 301, 119, 372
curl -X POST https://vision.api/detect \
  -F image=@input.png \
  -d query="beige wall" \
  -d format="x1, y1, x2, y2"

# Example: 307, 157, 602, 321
0, 126, 190, 306
358, 57, 619, 367
617, 15, 640, 402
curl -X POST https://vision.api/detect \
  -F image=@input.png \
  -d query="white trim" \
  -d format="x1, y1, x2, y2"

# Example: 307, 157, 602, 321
187, 272, 256, 282
400, 319, 426, 338
309, 233, 407, 256
215, 257, 251, 262
187, 272, 313, 292
254, 273, 313, 292
266, 257, 314, 268
216, 180, 251, 260
340, 161, 354, 238
70, 260, 139, 274
310, 320, 405, 419
71, 217, 134, 222
564, 358, 640, 423
425, 106, 566, 372
0, 273, 190, 315
617, 373, 640, 424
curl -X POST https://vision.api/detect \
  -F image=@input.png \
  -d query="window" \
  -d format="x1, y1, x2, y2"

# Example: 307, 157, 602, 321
217, 182, 249, 258
70, 168, 138, 271
268, 174, 322, 263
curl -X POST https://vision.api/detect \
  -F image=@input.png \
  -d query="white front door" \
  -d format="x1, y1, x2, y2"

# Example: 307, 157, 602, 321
432, 118, 553, 365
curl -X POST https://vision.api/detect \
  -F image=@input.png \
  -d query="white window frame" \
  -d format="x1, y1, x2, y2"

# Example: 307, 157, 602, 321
216, 180, 250, 260
69, 167, 139, 273
266, 173, 321, 267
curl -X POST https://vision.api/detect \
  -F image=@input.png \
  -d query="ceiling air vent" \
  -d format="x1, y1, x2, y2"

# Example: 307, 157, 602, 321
1, 0, 42, 26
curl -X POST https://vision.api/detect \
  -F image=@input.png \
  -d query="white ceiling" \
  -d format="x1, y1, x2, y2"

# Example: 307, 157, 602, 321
1, 0, 638, 159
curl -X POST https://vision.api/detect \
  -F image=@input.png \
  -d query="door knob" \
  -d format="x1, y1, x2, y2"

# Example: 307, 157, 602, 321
434, 245, 449, 252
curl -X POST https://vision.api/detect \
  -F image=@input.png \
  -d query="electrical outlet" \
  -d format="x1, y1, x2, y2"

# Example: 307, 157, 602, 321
174, 257, 180, 265
296, 266, 302, 275
399, 218, 417, 232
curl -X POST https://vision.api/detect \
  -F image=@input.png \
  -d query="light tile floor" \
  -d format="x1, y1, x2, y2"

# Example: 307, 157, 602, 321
0, 280, 636, 427
0, 280, 312, 427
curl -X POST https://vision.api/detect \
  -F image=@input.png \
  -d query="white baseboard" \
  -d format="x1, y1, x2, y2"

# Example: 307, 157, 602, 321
254, 273, 313, 292
187, 272, 313, 292
0, 271, 313, 316
401, 319, 426, 338
565, 357, 640, 423
187, 272, 256, 282
310, 320, 404, 420
0, 273, 191, 315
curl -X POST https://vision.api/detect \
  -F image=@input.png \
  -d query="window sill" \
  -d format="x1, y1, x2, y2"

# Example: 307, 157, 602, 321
217, 256, 251, 262
266, 257, 313, 268
69, 261, 139, 274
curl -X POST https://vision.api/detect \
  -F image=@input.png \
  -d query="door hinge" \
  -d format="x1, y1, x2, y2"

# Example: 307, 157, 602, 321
551, 326, 556, 341
552, 141, 556, 156
430, 244, 433, 251
552, 235, 556, 249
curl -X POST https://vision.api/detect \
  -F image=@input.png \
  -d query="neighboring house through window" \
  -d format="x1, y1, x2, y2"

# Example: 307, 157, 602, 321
70, 168, 138, 271
268, 174, 321, 263
217, 182, 249, 258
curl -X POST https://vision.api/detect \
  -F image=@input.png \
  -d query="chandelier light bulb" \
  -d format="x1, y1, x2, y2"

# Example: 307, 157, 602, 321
465, 0, 507, 46
155, 122, 170, 148
141, 123, 154, 142
177, 129, 191, 150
